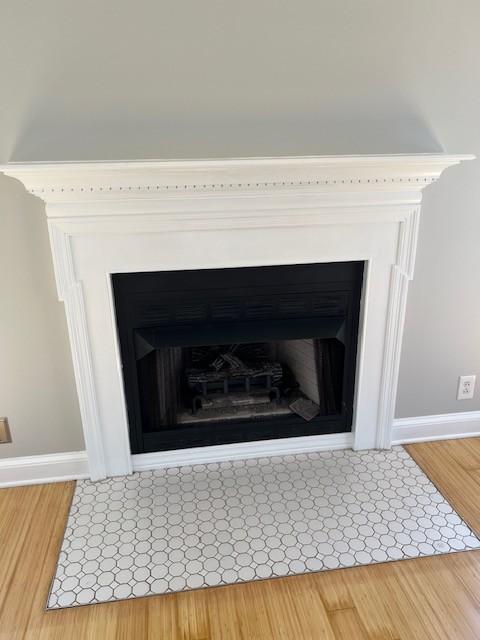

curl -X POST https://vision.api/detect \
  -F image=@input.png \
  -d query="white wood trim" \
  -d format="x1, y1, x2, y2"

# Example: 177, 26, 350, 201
0, 154, 473, 479
0, 154, 473, 204
0, 451, 88, 488
132, 432, 354, 472
1, 412, 478, 487
392, 411, 480, 444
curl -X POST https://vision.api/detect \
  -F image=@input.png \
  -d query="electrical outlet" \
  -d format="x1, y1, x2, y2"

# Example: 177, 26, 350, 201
457, 375, 476, 400
0, 417, 12, 443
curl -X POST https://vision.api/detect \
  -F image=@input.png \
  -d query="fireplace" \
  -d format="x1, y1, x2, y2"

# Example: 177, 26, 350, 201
113, 262, 363, 453
2, 154, 470, 478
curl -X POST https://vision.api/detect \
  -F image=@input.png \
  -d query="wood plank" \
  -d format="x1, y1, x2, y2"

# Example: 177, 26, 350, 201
0, 487, 40, 607
339, 565, 402, 639
309, 569, 354, 612
328, 607, 369, 639
0, 483, 75, 640
1, 439, 480, 639
469, 469, 480, 489
406, 439, 480, 534
393, 553, 480, 639
437, 437, 480, 471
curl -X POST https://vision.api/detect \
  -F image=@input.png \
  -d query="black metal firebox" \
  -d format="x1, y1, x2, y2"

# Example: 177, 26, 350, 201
112, 262, 364, 454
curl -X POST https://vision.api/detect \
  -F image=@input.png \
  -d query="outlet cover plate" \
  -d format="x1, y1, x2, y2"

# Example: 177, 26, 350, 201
0, 417, 12, 443
457, 375, 476, 400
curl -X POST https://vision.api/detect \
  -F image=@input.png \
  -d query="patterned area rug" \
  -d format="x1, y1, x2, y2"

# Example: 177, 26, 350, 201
48, 446, 480, 609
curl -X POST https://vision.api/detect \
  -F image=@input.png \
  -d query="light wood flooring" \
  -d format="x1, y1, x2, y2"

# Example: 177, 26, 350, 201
1, 438, 480, 639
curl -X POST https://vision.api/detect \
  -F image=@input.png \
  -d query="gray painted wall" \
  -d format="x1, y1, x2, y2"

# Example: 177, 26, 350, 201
0, 178, 84, 457
1, 0, 479, 457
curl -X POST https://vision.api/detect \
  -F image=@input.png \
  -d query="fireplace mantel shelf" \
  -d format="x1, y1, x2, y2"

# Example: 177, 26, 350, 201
1, 153, 473, 480
0, 154, 474, 207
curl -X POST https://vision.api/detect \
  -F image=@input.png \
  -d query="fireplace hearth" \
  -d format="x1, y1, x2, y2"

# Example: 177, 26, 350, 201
113, 261, 363, 453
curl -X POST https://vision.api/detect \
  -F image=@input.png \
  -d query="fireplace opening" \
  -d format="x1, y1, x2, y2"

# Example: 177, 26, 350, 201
113, 262, 363, 453
137, 338, 344, 428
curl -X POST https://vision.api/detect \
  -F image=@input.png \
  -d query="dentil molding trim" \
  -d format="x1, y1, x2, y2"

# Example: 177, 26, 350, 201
0, 154, 474, 480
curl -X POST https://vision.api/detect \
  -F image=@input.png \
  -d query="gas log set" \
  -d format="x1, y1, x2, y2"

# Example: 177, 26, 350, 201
185, 343, 319, 422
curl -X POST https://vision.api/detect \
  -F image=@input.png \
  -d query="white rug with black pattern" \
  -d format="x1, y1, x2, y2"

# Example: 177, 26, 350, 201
47, 446, 480, 609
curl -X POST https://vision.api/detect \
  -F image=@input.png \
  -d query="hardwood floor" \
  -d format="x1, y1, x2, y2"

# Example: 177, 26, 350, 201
1, 438, 480, 639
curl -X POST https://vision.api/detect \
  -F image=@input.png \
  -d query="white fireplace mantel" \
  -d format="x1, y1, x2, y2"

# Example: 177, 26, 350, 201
1, 154, 473, 480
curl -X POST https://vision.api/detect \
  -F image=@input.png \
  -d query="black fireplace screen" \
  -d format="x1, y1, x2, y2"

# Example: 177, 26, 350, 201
112, 262, 364, 454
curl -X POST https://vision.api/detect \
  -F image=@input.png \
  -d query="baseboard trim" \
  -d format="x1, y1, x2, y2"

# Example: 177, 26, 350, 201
0, 451, 89, 488
132, 432, 354, 472
392, 411, 480, 445
2, 413, 478, 487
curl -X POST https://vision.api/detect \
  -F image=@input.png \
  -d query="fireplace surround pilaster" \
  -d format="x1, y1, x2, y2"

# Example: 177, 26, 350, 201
1, 154, 473, 480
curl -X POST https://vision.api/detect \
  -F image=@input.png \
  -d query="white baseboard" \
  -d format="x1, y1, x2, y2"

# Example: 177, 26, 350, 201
392, 411, 480, 445
0, 451, 89, 488
2, 413, 479, 487
132, 432, 354, 472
